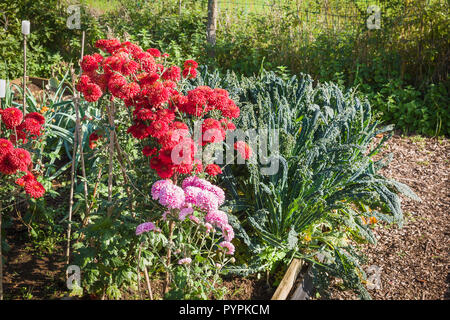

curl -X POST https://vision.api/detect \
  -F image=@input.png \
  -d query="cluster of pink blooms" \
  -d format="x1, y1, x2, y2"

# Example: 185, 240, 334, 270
136, 176, 235, 257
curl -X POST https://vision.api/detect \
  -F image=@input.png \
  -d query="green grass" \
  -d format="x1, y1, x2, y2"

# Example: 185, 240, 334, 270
84, 0, 121, 13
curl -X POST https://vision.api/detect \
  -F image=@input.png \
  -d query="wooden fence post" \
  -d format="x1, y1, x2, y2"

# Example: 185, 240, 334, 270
206, 0, 218, 57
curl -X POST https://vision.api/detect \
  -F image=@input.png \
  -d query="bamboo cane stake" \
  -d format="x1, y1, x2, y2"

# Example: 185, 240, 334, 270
74, 32, 89, 216
107, 101, 115, 218
163, 220, 175, 294
137, 244, 143, 300
65, 97, 79, 267
0, 202, 3, 300
65, 31, 86, 269
143, 265, 153, 300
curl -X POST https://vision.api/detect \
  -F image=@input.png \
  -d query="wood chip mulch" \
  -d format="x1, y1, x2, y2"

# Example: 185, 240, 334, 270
329, 134, 449, 300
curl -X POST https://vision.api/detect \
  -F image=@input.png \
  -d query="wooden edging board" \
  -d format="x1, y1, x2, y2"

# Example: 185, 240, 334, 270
271, 258, 303, 300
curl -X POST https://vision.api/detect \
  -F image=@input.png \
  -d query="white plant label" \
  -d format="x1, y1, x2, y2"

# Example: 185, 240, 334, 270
0, 79, 6, 98
21, 20, 30, 35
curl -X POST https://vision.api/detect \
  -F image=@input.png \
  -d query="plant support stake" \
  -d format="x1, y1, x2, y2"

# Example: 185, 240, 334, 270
0, 79, 5, 135
22, 21, 30, 114
0, 202, 3, 300
0, 80, 4, 299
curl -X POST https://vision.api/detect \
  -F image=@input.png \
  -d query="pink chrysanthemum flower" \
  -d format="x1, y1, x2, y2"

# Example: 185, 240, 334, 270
205, 210, 228, 228
188, 215, 200, 224
206, 184, 225, 206
196, 190, 219, 212
181, 176, 213, 191
219, 241, 235, 255
178, 206, 193, 221
221, 223, 235, 242
151, 179, 172, 200
159, 183, 185, 209
136, 222, 156, 235
178, 258, 192, 265
204, 222, 214, 233
184, 186, 202, 205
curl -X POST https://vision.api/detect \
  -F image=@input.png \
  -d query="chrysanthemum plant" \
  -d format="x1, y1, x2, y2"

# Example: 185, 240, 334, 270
0, 107, 46, 199
76, 39, 251, 299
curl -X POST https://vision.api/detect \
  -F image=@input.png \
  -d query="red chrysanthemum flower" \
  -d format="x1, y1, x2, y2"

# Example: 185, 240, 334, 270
121, 59, 140, 76
136, 52, 157, 73
81, 54, 101, 72
121, 41, 143, 59
234, 141, 252, 160
24, 179, 45, 198
88, 131, 101, 149
25, 112, 45, 125
76, 74, 92, 92
17, 117, 42, 136
201, 118, 225, 145
134, 108, 156, 121
95, 38, 122, 54
127, 122, 150, 140
162, 66, 181, 82
182, 68, 197, 79
15, 171, 35, 187
205, 164, 222, 176
146, 48, 161, 58
83, 83, 103, 102
102, 53, 126, 74
143, 82, 170, 107
120, 82, 141, 99
0, 151, 19, 175
184, 59, 198, 69
156, 109, 176, 123
156, 162, 174, 179
9, 148, 32, 171
147, 120, 169, 139
221, 99, 240, 119
108, 74, 127, 98
0, 138, 14, 157
142, 146, 157, 157
1, 107, 23, 129
137, 72, 159, 86
90, 71, 109, 91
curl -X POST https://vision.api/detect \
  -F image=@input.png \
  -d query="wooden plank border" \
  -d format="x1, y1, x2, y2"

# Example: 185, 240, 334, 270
271, 258, 304, 300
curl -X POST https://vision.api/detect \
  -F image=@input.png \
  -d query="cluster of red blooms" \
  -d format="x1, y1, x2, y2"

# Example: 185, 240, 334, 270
77, 39, 252, 179
0, 107, 46, 198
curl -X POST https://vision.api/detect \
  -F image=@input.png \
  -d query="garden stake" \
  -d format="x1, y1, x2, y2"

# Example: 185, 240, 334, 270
143, 265, 153, 300
65, 30, 87, 270
107, 101, 115, 217
65, 92, 79, 268
75, 32, 89, 217
163, 221, 175, 294
21, 21, 30, 114
114, 144, 134, 214
71, 66, 89, 218
137, 244, 143, 299
0, 202, 3, 300
0, 79, 5, 136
